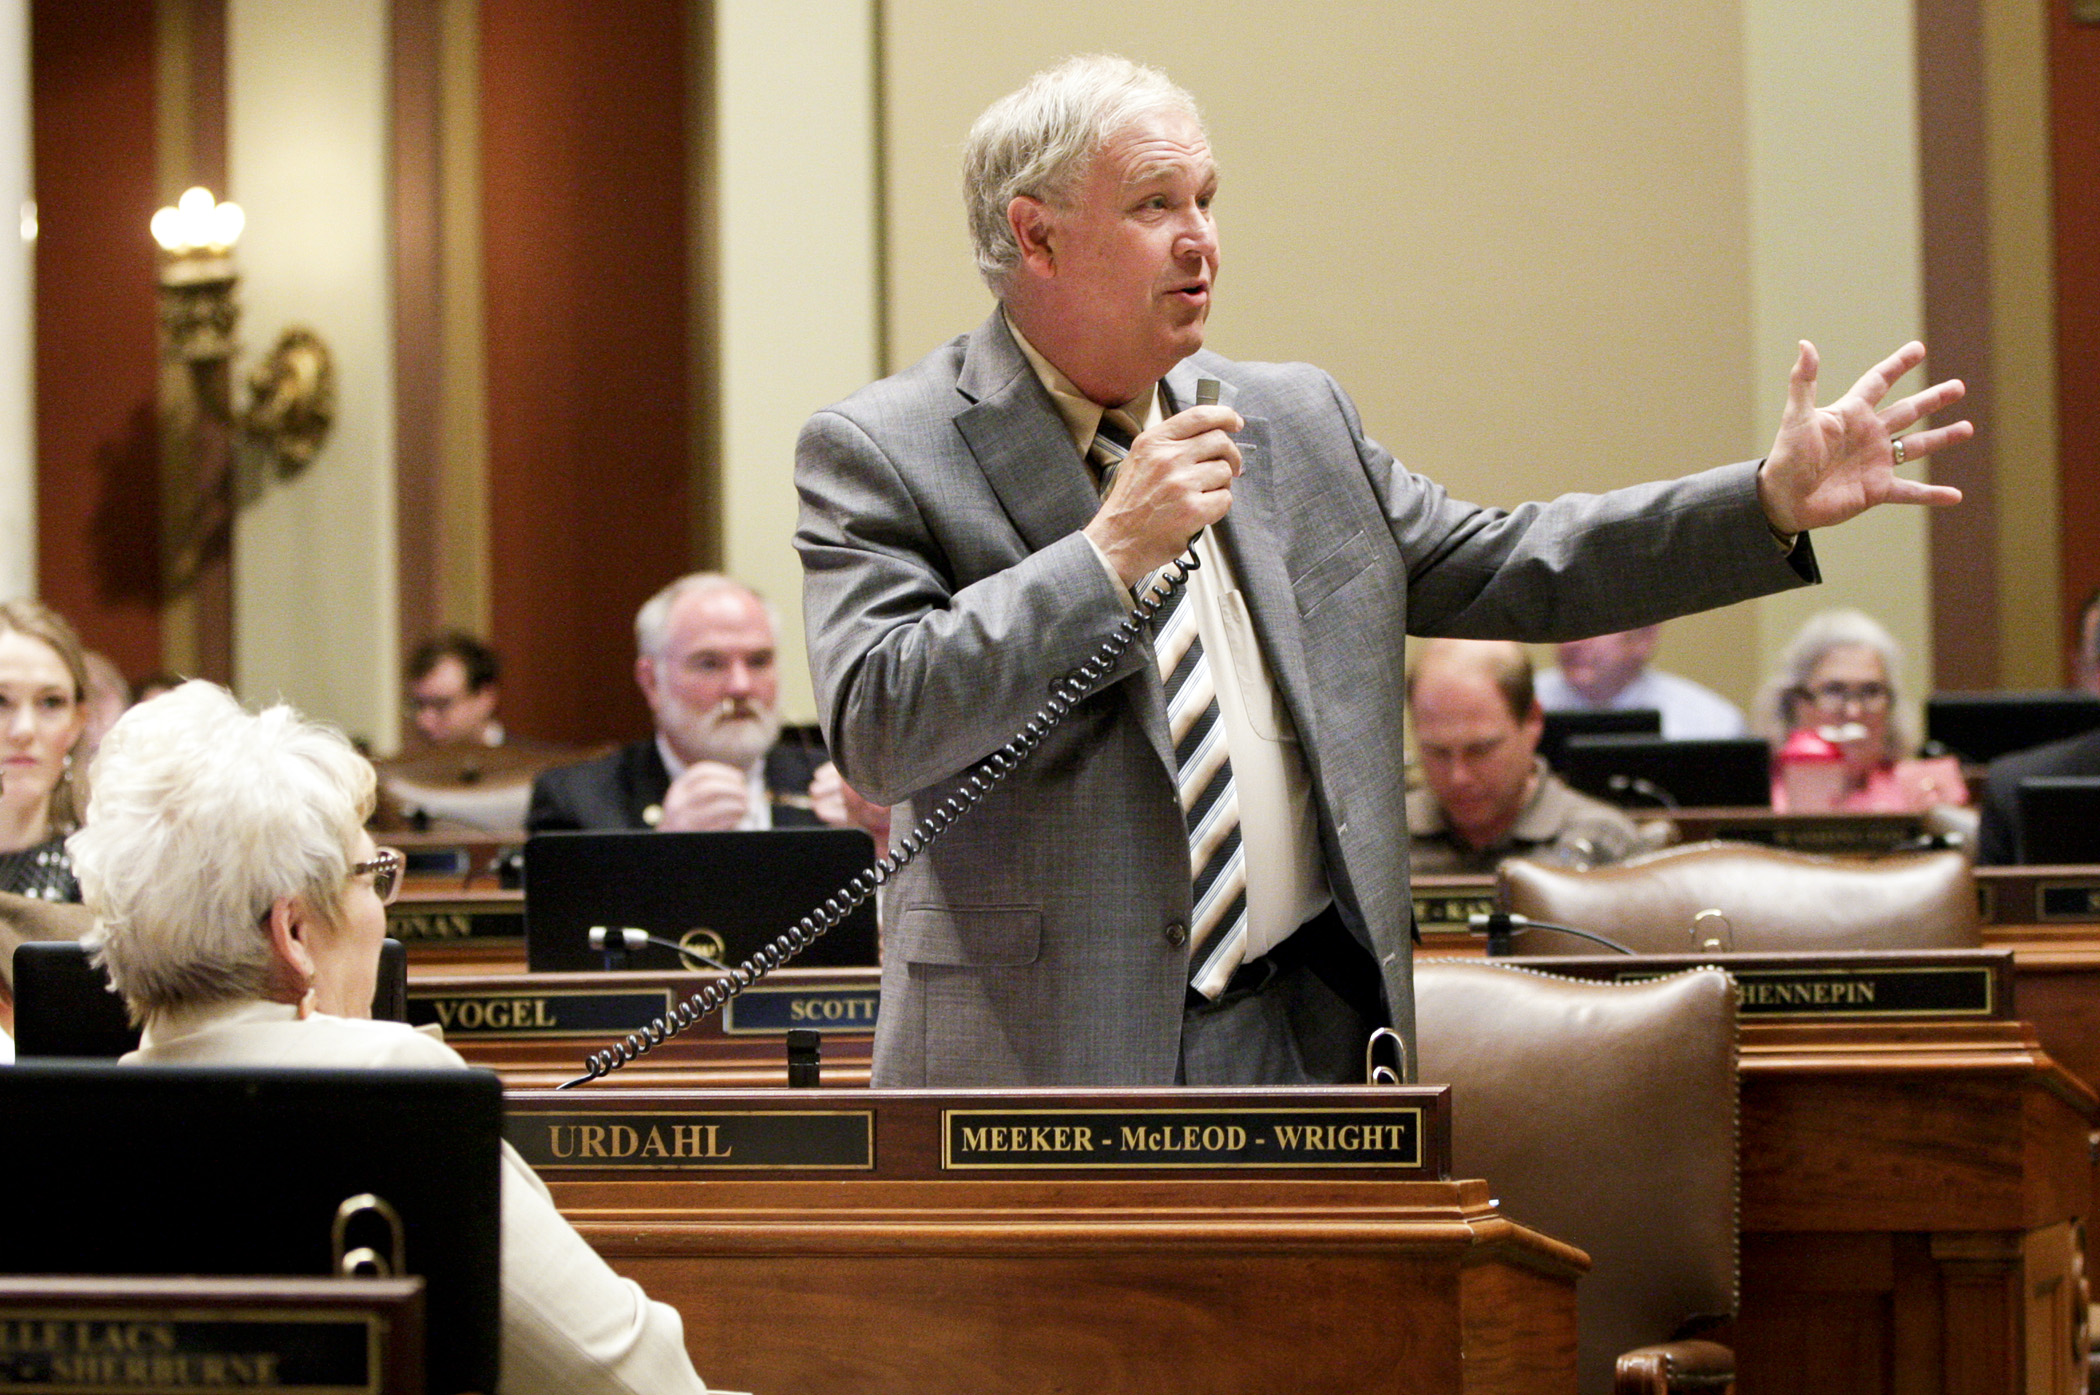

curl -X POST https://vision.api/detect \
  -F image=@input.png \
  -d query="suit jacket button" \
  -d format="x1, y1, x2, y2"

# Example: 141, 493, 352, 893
1164, 920, 1188, 948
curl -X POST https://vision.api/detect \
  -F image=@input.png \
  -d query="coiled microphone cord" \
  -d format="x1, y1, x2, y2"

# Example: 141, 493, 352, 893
559, 550, 1201, 1088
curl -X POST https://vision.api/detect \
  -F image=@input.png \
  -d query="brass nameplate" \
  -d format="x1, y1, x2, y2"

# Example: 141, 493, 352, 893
507, 1109, 875, 1170
1706, 817, 1921, 856
0, 1308, 379, 1392
1622, 963, 1994, 1018
2039, 880, 2100, 922
721, 985, 880, 1035
406, 987, 674, 1038
384, 902, 523, 942
1411, 888, 1495, 931
942, 1106, 1425, 1172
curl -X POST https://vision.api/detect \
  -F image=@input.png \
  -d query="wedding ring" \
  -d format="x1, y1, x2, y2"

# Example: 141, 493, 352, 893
1891, 436, 1907, 466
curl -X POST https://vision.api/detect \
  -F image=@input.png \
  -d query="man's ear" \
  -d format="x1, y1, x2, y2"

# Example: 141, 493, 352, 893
1009, 196, 1057, 277
267, 896, 317, 984
634, 654, 660, 709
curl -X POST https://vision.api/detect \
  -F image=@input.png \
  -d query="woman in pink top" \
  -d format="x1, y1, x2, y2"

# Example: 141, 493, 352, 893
1758, 608, 1968, 813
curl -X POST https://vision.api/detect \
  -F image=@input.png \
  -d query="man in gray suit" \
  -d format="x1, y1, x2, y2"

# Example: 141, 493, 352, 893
795, 55, 1970, 1088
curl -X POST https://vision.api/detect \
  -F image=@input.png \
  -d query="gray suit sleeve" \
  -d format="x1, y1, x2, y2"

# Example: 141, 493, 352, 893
1314, 372, 1816, 640
795, 407, 1139, 805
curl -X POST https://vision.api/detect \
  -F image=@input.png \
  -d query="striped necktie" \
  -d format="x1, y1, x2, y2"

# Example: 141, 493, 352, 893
1088, 415, 1249, 1000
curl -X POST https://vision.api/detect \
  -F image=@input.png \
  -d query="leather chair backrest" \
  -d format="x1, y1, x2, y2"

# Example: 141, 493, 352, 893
1497, 840, 1979, 956
1415, 960, 1738, 1395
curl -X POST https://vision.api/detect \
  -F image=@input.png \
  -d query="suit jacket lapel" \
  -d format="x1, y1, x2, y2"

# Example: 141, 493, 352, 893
957, 313, 1174, 775
954, 315, 1102, 557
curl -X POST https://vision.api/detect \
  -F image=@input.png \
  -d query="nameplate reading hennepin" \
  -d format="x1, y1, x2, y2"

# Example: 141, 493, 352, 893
943, 1106, 1425, 1171
1623, 964, 1995, 1019
508, 1110, 875, 1170
721, 984, 880, 1034
406, 988, 676, 1038
0, 1311, 377, 1391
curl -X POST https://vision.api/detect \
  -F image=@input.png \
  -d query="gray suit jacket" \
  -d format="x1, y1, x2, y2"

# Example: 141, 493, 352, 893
796, 312, 1815, 1086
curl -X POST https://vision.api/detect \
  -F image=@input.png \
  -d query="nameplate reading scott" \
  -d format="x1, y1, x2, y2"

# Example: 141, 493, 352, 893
1621, 963, 1994, 1019
507, 1109, 875, 1170
0, 1311, 378, 1392
721, 985, 880, 1034
942, 1107, 1426, 1172
405, 988, 675, 1037
384, 902, 523, 942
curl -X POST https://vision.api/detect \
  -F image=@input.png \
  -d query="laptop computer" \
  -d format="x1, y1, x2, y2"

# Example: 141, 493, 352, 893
1557, 734, 1773, 809
0, 1062, 501, 1395
1926, 691, 2100, 764
2016, 775, 2100, 865
524, 828, 880, 973
1539, 708, 1662, 772
12, 938, 409, 1058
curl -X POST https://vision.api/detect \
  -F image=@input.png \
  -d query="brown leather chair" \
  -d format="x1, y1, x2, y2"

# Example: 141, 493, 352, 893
1496, 839, 1978, 957
1415, 960, 1739, 1395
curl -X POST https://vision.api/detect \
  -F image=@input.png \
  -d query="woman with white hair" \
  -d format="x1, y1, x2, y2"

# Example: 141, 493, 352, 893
1755, 607, 1967, 812
71, 681, 712, 1395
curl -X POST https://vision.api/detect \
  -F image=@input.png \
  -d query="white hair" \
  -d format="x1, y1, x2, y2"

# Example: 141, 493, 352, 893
633, 573, 777, 660
1754, 607, 1913, 761
962, 54, 1202, 294
69, 681, 376, 1020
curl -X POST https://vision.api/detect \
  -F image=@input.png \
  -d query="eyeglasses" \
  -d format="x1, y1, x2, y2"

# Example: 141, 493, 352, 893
1795, 680, 1892, 714
352, 848, 404, 906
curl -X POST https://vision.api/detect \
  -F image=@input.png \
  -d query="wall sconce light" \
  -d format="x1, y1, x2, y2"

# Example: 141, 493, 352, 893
151, 186, 335, 477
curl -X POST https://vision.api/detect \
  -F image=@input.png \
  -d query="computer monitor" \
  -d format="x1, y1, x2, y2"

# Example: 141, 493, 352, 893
1538, 708, 1662, 772
524, 827, 880, 973
0, 1062, 502, 1395
1926, 691, 2100, 764
2016, 776, 2100, 865
12, 938, 410, 1058
1557, 734, 1773, 809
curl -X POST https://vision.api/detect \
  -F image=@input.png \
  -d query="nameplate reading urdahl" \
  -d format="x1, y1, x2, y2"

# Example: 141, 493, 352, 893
1618, 964, 1994, 1019
383, 902, 523, 942
0, 1312, 377, 1392
507, 1109, 875, 1171
405, 988, 674, 1038
943, 1107, 1426, 1172
721, 985, 880, 1035
1411, 890, 1496, 930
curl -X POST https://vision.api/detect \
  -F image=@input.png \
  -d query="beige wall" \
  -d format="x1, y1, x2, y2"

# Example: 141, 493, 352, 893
875, 0, 1943, 719
715, 0, 881, 723
228, 0, 398, 743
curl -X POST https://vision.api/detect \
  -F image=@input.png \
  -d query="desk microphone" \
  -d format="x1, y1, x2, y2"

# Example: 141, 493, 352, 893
1607, 774, 1679, 809
587, 926, 733, 973
1468, 912, 1636, 957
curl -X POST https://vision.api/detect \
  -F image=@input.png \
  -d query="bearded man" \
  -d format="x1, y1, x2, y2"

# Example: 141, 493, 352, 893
528, 573, 885, 837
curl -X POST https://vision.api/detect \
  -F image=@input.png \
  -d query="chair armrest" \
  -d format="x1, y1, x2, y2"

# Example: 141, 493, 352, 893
1615, 1338, 1734, 1394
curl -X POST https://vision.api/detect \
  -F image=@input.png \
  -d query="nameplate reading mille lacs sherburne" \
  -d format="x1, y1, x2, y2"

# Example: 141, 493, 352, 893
506, 1108, 874, 1171
721, 983, 880, 1035
0, 1309, 380, 1393
384, 899, 523, 942
405, 986, 675, 1038
943, 1106, 1426, 1172
1621, 963, 1996, 1019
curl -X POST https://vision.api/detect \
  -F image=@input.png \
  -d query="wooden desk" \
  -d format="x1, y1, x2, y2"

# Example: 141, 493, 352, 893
1461, 951, 2093, 1394
515, 1086, 1581, 1395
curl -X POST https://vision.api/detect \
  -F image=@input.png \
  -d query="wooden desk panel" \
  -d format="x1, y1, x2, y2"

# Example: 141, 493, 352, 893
552, 1174, 1580, 1395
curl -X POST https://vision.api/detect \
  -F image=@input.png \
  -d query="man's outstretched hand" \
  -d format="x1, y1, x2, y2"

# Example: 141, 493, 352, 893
1757, 340, 1970, 537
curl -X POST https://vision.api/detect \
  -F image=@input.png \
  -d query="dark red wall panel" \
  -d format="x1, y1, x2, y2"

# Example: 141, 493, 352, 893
480, 0, 690, 744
